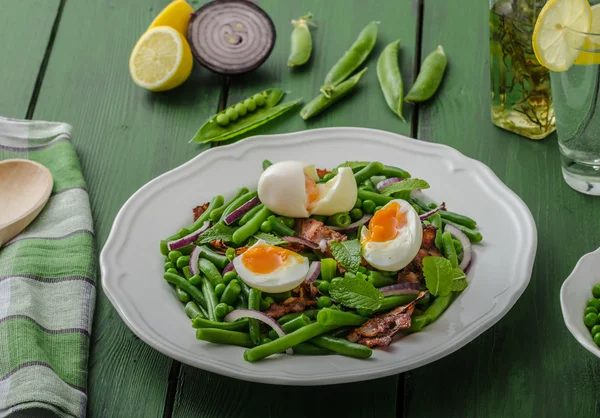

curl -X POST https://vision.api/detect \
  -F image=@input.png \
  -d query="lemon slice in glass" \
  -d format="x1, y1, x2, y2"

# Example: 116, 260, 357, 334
532, 0, 592, 71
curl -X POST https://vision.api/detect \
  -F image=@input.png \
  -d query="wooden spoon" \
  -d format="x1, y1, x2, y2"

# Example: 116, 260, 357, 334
0, 159, 53, 246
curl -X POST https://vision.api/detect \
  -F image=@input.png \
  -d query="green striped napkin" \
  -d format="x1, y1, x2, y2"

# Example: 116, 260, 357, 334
0, 117, 96, 418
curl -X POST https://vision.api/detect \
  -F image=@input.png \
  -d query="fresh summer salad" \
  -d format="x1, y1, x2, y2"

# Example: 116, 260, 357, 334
160, 160, 483, 362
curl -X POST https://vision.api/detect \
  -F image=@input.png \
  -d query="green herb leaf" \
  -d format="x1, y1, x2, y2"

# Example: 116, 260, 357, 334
252, 232, 288, 246
422, 256, 453, 297
195, 223, 238, 245
380, 178, 430, 196
451, 268, 468, 291
330, 239, 362, 272
332, 161, 369, 174
329, 275, 384, 310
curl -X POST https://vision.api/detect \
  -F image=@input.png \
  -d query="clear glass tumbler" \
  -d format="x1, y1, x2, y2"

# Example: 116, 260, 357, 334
550, 28, 600, 195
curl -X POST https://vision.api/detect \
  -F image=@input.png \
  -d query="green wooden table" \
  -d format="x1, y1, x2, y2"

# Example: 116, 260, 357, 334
4, 0, 600, 416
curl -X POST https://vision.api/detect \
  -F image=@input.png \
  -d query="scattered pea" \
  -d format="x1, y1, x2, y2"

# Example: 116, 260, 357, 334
168, 250, 183, 262
594, 284, 600, 298
260, 298, 271, 311
584, 312, 598, 328
588, 298, 600, 310
279, 216, 296, 229
317, 296, 333, 308
358, 266, 367, 274
215, 283, 226, 298
362, 200, 376, 214
594, 333, 600, 347
322, 173, 335, 182
225, 107, 239, 122
226, 248, 236, 262
216, 113, 229, 126
215, 303, 229, 318
261, 337, 272, 345
264, 296, 275, 305
591, 325, 600, 336
585, 307, 599, 315
166, 268, 179, 275
350, 208, 363, 221
260, 220, 272, 233
244, 98, 257, 112
228, 305, 235, 313
164, 261, 175, 271
253, 93, 266, 106
375, 205, 383, 212
176, 255, 190, 269
354, 198, 362, 209
318, 281, 330, 294
234, 102, 247, 116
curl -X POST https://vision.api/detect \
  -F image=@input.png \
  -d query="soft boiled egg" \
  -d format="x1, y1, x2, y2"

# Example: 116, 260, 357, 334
257, 161, 357, 218
233, 240, 310, 293
361, 199, 422, 271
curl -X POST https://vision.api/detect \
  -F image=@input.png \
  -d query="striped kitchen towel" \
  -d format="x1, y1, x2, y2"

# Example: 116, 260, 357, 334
0, 117, 96, 418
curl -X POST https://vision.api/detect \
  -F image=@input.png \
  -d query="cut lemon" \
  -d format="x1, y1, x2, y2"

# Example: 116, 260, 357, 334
148, 0, 194, 36
574, 3, 600, 65
532, 0, 592, 71
129, 26, 193, 92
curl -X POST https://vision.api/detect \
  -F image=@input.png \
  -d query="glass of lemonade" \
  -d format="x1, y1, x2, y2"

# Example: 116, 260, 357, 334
551, 24, 600, 195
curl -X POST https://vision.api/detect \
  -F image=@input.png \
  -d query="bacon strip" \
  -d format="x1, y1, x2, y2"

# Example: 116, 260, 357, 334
193, 202, 210, 221
398, 224, 441, 283
298, 218, 347, 255
264, 282, 318, 319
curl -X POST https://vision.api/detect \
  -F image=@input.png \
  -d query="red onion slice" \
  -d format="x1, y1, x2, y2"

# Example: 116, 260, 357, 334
222, 262, 235, 274
444, 224, 472, 271
224, 197, 260, 225
376, 177, 404, 191
419, 203, 446, 221
282, 236, 319, 250
189, 245, 201, 276
328, 214, 373, 233
224, 309, 293, 355
168, 221, 211, 251
379, 282, 421, 296
304, 261, 321, 283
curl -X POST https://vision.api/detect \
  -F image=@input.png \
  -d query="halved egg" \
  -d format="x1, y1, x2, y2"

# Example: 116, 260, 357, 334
233, 240, 310, 293
257, 161, 357, 218
361, 199, 423, 271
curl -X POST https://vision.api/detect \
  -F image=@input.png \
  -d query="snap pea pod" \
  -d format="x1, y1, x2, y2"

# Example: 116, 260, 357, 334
220, 191, 258, 224
198, 246, 228, 270
311, 335, 372, 359
377, 40, 405, 121
191, 89, 302, 143
410, 293, 454, 332
439, 210, 477, 229
196, 328, 254, 347
268, 314, 310, 339
405, 45, 447, 102
244, 322, 338, 362
441, 231, 458, 268
288, 13, 313, 67
321, 21, 378, 97
163, 272, 207, 309
317, 309, 368, 327
267, 215, 296, 236
175, 286, 190, 303
192, 317, 249, 331
292, 342, 333, 355
220, 280, 241, 306
201, 276, 219, 322
441, 219, 483, 243
198, 258, 224, 286
209, 188, 248, 222
354, 161, 385, 184
248, 288, 262, 345
184, 301, 205, 319
233, 206, 273, 244
301, 68, 368, 120
430, 213, 443, 250
357, 189, 393, 206
239, 203, 264, 226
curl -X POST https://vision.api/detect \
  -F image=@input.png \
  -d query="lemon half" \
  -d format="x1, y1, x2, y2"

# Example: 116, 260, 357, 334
148, 0, 194, 36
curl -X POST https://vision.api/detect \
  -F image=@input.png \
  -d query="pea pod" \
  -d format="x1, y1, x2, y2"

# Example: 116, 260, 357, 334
320, 21, 378, 97
301, 68, 368, 120
377, 40, 405, 121
191, 89, 302, 143
288, 13, 313, 67
405, 45, 447, 103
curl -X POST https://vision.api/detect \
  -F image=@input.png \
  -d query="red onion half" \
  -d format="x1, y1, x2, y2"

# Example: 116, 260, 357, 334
444, 224, 472, 271
189, 245, 201, 276
224, 309, 293, 355
379, 282, 421, 296
222, 262, 235, 274
376, 177, 403, 191
282, 236, 319, 250
329, 214, 373, 233
224, 197, 260, 225
419, 203, 446, 221
168, 221, 210, 251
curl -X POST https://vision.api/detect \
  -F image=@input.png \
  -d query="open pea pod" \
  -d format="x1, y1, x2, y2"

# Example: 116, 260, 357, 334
190, 89, 301, 143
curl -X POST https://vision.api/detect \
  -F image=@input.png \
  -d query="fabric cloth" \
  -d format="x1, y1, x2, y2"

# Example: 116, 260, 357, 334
0, 117, 96, 418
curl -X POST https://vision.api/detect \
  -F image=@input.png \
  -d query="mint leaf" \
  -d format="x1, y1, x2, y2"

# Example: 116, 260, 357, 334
252, 232, 287, 246
195, 223, 238, 245
422, 256, 453, 296
329, 275, 383, 310
451, 268, 468, 291
380, 178, 430, 196
330, 239, 362, 272
331, 161, 369, 174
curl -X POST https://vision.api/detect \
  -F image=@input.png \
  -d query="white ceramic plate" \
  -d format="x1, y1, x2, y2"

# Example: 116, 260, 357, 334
560, 247, 600, 358
101, 127, 537, 385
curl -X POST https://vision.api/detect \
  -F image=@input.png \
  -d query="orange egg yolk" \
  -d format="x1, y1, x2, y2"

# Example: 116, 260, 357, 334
366, 202, 407, 242
241, 245, 300, 274
305, 175, 319, 209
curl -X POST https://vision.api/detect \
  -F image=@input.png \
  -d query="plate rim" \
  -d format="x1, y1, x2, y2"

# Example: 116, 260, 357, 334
100, 127, 537, 385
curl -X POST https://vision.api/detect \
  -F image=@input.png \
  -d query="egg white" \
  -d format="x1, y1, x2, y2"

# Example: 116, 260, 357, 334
310, 167, 358, 216
361, 199, 423, 271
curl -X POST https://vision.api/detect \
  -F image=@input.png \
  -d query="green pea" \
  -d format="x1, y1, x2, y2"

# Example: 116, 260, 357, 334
279, 216, 296, 229
264, 296, 275, 305
317, 296, 333, 308
228, 305, 234, 313
215, 283, 226, 298
375, 205, 383, 212
585, 307, 599, 315
318, 281, 330, 294
164, 261, 175, 271
591, 325, 600, 336
261, 337, 272, 345
223, 270, 238, 284
244, 98, 257, 112
350, 208, 363, 221
588, 298, 600, 310
226, 248, 236, 262
260, 220, 272, 233
253, 93, 266, 106
354, 198, 362, 209
176, 255, 190, 269
189, 274, 202, 286
225, 107, 239, 122
362, 200, 376, 214
593, 284, 600, 298
168, 250, 183, 262
584, 312, 598, 328
234, 102, 247, 116
357, 266, 367, 274
595, 333, 600, 347
322, 173, 335, 182
216, 113, 229, 126
166, 268, 179, 275
178, 228, 190, 237
405, 45, 447, 103
215, 303, 229, 318
260, 298, 271, 311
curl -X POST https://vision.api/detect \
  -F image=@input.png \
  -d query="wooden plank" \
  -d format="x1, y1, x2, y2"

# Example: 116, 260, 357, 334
174, 1, 419, 417
405, 0, 600, 417
0, 0, 61, 118
30, 0, 223, 416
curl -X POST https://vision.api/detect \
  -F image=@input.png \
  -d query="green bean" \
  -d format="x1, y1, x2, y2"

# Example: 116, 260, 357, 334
225, 247, 236, 262
179, 245, 194, 255
215, 283, 226, 298
321, 21, 378, 96
188, 274, 202, 286
235, 295, 248, 309
201, 276, 219, 322
442, 231, 458, 268
357, 295, 417, 316
238, 204, 264, 227
277, 309, 318, 324
311, 335, 372, 359
377, 40, 404, 120
197, 328, 254, 347
267, 215, 296, 236
453, 238, 463, 255
328, 326, 353, 338
410, 294, 454, 332
317, 309, 368, 327
160, 233, 179, 255
198, 246, 228, 269
311, 215, 327, 223
292, 342, 333, 355
370, 176, 386, 187
198, 258, 224, 286
191, 89, 302, 143
223, 270, 238, 284
430, 213, 443, 250
354, 162, 385, 184
166, 268, 179, 275
238, 279, 251, 299
233, 206, 273, 244
176, 255, 190, 269
220, 280, 241, 306
269, 314, 310, 339
301, 68, 368, 120
279, 216, 296, 229
405, 45, 447, 103
320, 258, 337, 282
185, 301, 204, 319
244, 322, 338, 362
357, 189, 393, 206
209, 188, 247, 222
220, 191, 258, 224
260, 298, 271, 311
326, 212, 351, 228
188, 195, 225, 233
176, 286, 190, 303
381, 165, 411, 179
192, 317, 249, 331
288, 13, 313, 67
440, 210, 477, 229
367, 271, 396, 288
441, 219, 483, 243
163, 272, 207, 309
359, 179, 377, 192
248, 288, 262, 345
416, 292, 431, 306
